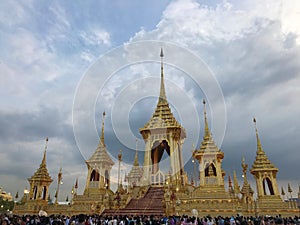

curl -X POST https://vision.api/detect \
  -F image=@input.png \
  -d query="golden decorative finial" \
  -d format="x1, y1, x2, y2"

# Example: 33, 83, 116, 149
74, 178, 78, 189
228, 174, 233, 189
288, 183, 292, 193
281, 187, 285, 196
233, 170, 240, 195
159, 48, 167, 104
203, 99, 211, 139
253, 117, 263, 153
242, 156, 247, 170
100, 111, 106, 146
241, 156, 248, 182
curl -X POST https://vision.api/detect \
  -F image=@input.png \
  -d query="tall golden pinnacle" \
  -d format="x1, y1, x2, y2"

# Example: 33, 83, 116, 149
140, 49, 184, 132
253, 117, 264, 154
33, 138, 50, 195
203, 99, 211, 139
42, 137, 49, 166
101, 111, 106, 146
158, 48, 167, 104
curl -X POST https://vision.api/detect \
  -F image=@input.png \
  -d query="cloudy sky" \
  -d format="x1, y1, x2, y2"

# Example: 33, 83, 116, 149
1, 0, 300, 201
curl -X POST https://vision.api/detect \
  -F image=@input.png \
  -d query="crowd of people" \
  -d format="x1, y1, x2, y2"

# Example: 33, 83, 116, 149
1, 214, 300, 225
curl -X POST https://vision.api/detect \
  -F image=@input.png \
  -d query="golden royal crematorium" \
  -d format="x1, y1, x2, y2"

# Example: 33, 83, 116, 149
14, 49, 299, 217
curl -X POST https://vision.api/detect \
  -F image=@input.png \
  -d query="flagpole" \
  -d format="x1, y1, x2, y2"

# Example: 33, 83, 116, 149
55, 167, 62, 205
117, 150, 122, 190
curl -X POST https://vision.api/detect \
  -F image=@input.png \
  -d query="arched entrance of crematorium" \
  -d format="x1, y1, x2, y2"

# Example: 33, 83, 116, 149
150, 140, 170, 185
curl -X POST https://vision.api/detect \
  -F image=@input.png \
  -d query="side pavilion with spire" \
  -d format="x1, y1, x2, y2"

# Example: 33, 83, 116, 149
250, 118, 298, 215
14, 138, 53, 215
27, 138, 53, 202
70, 112, 117, 214
84, 112, 114, 192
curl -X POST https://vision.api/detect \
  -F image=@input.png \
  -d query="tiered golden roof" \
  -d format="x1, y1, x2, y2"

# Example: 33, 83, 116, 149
86, 112, 114, 167
250, 118, 278, 173
125, 143, 143, 186
28, 138, 52, 183
128, 150, 142, 174
140, 49, 185, 136
198, 100, 223, 154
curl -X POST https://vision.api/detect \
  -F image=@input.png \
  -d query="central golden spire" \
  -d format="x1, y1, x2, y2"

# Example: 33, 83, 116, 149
158, 48, 167, 104
253, 118, 264, 154
203, 99, 211, 140
140, 49, 184, 132
41, 137, 48, 166
100, 111, 106, 146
